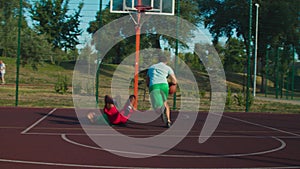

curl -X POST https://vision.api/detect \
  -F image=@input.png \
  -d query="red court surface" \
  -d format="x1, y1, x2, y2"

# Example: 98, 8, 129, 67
1, 106, 300, 169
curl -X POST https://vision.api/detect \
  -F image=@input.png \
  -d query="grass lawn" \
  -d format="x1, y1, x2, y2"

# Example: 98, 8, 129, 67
0, 56, 299, 114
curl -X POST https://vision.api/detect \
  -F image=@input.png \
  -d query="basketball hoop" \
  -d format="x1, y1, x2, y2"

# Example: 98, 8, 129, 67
109, 0, 175, 108
135, 5, 152, 12
110, 0, 175, 15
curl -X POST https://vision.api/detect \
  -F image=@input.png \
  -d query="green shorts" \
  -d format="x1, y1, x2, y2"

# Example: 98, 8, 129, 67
149, 83, 169, 109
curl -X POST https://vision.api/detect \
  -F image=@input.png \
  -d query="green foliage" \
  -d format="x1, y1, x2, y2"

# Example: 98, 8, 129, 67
0, 25, 53, 70
87, 1, 203, 64
200, 90, 206, 98
0, 0, 30, 57
223, 38, 246, 72
234, 90, 254, 109
20, 28, 53, 70
226, 87, 233, 106
235, 91, 245, 107
52, 48, 69, 65
54, 74, 69, 94
72, 81, 94, 96
246, 91, 254, 109
30, 0, 83, 51
198, 0, 300, 74
179, 52, 204, 71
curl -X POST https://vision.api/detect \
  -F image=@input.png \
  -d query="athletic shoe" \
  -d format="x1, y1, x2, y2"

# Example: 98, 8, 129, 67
166, 121, 172, 128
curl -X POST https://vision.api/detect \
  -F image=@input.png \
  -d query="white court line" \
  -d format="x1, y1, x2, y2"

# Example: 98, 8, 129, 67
21, 108, 57, 134
0, 157, 300, 169
62, 134, 286, 158
3, 111, 300, 168
21, 131, 300, 139
219, 113, 300, 137
0, 134, 298, 169
0, 158, 134, 169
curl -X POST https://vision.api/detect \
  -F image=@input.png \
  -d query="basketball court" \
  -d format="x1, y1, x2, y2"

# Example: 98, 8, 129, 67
1, 107, 300, 168
1, 0, 299, 168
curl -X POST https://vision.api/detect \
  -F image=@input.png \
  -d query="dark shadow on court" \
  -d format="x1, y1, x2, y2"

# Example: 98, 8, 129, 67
38, 113, 80, 125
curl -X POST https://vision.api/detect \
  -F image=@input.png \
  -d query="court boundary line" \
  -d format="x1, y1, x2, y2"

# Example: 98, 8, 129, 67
22, 132, 300, 139
20, 110, 300, 139
0, 158, 132, 169
219, 113, 300, 137
1, 157, 300, 169
1, 109, 300, 168
62, 134, 286, 158
21, 108, 57, 134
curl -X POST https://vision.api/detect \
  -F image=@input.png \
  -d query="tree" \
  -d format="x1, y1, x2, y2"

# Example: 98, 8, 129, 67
30, 0, 83, 52
198, 0, 300, 93
0, 0, 53, 69
20, 28, 54, 70
179, 52, 204, 71
0, 0, 30, 57
223, 38, 246, 72
87, 1, 202, 64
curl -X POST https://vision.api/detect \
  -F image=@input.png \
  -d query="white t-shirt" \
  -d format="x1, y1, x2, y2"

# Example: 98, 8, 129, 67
147, 62, 174, 86
0, 63, 5, 74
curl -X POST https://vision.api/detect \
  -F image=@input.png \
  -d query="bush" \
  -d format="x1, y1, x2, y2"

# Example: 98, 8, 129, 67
234, 90, 254, 109
235, 91, 244, 106
200, 90, 206, 98
54, 74, 69, 94
226, 87, 233, 106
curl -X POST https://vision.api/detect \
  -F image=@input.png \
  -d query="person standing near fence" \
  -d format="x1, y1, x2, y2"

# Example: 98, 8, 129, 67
0, 60, 6, 84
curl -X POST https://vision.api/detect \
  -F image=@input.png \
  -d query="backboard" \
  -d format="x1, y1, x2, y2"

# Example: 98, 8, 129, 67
110, 0, 175, 15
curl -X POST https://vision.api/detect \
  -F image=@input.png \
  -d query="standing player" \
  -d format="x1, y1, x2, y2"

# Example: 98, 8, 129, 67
146, 54, 177, 128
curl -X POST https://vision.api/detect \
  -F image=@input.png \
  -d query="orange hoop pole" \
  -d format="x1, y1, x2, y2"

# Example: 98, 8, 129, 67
134, 0, 142, 109
134, 25, 140, 109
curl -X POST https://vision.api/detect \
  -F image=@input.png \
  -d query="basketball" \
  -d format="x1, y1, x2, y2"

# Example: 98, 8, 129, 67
87, 112, 96, 123
169, 83, 177, 94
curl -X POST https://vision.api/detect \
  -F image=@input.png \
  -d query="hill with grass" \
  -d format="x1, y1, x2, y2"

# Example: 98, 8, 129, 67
0, 56, 299, 113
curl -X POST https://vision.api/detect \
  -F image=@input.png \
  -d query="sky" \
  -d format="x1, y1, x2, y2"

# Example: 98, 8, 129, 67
26, 0, 109, 49
56, 0, 218, 52
25, 0, 220, 53
69, 0, 110, 48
